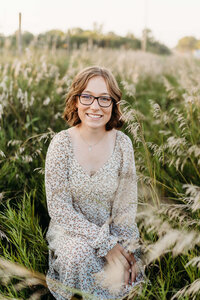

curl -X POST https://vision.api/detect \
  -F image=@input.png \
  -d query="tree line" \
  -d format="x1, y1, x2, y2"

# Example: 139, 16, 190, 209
0, 27, 171, 55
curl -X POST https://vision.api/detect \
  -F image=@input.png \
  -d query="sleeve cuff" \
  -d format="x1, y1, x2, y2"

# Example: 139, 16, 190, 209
88, 221, 120, 258
96, 235, 119, 258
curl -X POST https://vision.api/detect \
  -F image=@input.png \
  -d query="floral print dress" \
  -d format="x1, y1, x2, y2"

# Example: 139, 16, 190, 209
45, 129, 146, 300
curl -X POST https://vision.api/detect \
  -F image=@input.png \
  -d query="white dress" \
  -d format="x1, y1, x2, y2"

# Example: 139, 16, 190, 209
45, 128, 146, 300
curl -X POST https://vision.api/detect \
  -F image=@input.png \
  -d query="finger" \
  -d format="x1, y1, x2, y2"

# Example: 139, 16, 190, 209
112, 256, 121, 267
122, 249, 137, 268
129, 252, 137, 265
131, 267, 136, 284
113, 256, 129, 274
131, 263, 138, 284
124, 269, 130, 286
119, 255, 130, 270
121, 249, 133, 266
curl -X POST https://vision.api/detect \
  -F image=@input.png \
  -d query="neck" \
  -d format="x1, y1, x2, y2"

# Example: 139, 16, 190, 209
76, 124, 107, 143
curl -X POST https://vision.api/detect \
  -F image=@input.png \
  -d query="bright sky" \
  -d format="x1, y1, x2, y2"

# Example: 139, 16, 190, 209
0, 0, 199, 49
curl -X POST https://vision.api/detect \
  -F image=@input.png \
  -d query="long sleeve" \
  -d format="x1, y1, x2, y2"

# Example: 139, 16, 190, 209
109, 135, 140, 255
95, 134, 145, 287
45, 132, 120, 258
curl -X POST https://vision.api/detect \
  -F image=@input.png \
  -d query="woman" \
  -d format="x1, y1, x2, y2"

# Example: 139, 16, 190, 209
45, 66, 146, 300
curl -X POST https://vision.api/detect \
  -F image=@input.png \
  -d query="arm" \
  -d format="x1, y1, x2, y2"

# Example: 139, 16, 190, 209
45, 131, 119, 258
109, 135, 140, 255
95, 135, 145, 285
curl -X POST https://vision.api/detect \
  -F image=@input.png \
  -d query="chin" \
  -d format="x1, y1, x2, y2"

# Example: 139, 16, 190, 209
84, 121, 107, 128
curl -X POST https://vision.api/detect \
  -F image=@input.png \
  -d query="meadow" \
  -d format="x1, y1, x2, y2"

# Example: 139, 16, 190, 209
0, 46, 199, 299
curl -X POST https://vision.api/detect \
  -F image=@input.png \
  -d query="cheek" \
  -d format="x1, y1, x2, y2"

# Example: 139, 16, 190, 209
104, 105, 112, 114
108, 107, 113, 116
104, 110, 113, 120
77, 106, 86, 113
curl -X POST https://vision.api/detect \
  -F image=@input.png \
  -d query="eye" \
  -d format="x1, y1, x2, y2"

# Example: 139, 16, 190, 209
99, 97, 111, 101
81, 94, 92, 99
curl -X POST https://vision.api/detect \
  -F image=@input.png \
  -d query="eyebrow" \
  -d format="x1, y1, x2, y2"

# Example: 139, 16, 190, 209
83, 90, 110, 95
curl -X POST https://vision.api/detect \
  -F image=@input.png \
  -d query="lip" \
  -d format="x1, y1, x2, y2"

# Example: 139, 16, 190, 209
86, 113, 103, 116
86, 113, 103, 120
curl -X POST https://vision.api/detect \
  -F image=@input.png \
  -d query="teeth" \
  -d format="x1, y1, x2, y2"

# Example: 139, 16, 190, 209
87, 114, 102, 118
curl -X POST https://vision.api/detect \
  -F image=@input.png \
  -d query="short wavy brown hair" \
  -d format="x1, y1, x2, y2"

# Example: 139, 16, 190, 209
63, 66, 125, 131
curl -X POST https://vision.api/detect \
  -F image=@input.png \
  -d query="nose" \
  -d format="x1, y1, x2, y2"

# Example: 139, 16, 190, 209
90, 98, 101, 109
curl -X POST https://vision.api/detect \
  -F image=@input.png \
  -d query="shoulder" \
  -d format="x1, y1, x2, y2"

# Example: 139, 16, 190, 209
117, 130, 133, 150
116, 131, 136, 174
47, 129, 69, 151
50, 129, 69, 142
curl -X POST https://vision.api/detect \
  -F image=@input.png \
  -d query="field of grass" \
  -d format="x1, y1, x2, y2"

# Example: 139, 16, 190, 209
0, 47, 199, 299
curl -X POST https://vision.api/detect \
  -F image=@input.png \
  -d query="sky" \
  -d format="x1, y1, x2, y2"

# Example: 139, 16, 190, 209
0, 0, 200, 49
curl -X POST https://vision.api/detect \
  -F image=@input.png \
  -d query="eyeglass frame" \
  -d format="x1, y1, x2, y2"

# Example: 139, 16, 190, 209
76, 93, 115, 108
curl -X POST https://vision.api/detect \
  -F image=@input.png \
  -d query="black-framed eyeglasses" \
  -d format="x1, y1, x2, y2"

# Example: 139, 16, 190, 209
76, 94, 115, 108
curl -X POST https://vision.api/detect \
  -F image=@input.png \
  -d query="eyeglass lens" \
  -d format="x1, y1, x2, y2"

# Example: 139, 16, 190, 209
80, 94, 112, 107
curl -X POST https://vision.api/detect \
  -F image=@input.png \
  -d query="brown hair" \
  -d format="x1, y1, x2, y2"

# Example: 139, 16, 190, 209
63, 66, 125, 131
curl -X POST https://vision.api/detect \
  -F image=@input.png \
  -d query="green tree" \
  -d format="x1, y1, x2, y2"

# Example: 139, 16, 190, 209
176, 36, 198, 51
22, 31, 34, 46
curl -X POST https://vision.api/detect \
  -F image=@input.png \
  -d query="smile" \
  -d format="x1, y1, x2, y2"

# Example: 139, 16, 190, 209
86, 113, 103, 119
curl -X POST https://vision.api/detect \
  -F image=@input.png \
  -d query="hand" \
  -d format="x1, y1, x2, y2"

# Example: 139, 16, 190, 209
105, 243, 133, 267
105, 243, 138, 285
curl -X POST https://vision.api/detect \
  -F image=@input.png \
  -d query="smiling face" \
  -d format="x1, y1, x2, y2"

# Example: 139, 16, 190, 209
75, 76, 114, 130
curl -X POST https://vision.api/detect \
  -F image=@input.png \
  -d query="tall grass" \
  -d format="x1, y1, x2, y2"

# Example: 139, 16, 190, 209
0, 48, 199, 299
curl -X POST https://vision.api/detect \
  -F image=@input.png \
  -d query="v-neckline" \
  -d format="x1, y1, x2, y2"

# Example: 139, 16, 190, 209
66, 129, 119, 178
